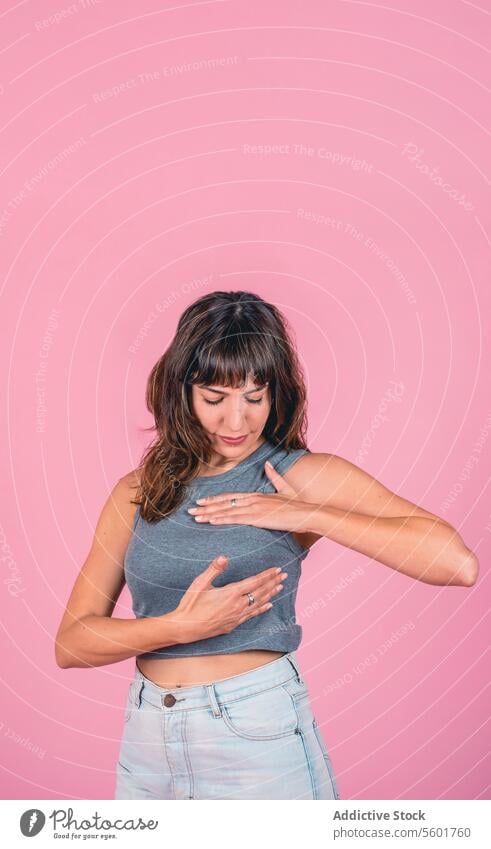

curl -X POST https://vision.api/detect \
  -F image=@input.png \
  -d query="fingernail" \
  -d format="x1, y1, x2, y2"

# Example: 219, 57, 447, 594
275, 567, 282, 573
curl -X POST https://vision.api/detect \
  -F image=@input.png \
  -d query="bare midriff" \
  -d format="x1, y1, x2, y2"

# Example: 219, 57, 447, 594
136, 650, 285, 688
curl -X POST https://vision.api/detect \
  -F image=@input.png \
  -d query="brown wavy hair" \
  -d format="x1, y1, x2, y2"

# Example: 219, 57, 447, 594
132, 290, 309, 522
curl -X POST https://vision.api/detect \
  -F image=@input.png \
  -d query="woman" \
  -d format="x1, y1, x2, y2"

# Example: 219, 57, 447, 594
55, 291, 478, 800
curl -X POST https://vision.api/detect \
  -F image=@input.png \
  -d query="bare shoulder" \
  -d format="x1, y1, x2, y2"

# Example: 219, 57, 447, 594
283, 451, 345, 501
116, 468, 141, 519
280, 453, 339, 551
118, 468, 141, 493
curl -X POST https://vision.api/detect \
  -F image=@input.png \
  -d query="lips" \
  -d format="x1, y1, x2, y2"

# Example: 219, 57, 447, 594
219, 435, 247, 443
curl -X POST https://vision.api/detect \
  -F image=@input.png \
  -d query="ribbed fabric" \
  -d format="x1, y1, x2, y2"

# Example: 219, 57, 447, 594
124, 439, 311, 658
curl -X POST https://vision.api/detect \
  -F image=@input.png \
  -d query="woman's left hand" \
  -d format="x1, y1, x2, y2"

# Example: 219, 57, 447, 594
187, 460, 312, 533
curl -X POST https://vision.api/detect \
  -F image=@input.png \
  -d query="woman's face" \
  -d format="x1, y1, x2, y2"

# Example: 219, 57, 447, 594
190, 375, 271, 457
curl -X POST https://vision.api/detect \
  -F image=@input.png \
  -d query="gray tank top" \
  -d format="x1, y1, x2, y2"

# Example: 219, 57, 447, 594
124, 440, 311, 658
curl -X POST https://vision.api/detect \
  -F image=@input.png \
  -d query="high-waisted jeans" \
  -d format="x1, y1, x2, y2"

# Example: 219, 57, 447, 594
114, 651, 340, 800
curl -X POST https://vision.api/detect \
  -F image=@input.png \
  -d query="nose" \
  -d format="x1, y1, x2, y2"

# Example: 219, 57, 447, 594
223, 402, 246, 432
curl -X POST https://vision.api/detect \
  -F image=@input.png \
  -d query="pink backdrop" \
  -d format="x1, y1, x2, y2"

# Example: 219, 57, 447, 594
1, 0, 489, 800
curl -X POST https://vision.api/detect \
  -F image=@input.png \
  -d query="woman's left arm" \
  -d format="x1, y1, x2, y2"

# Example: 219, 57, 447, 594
286, 453, 479, 588
190, 453, 479, 587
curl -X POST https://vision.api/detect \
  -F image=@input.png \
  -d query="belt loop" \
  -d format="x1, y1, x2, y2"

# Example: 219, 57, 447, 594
285, 652, 304, 684
205, 683, 222, 718
135, 679, 144, 709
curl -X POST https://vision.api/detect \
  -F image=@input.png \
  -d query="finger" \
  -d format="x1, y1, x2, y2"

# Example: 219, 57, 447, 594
189, 496, 255, 517
195, 492, 252, 505
208, 513, 253, 524
239, 582, 286, 622
234, 566, 284, 595
192, 504, 254, 524
192, 554, 228, 589
264, 461, 296, 497
234, 567, 287, 594
239, 601, 274, 625
243, 580, 285, 610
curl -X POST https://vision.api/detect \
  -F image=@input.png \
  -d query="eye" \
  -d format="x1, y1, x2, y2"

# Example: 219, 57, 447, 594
203, 396, 264, 406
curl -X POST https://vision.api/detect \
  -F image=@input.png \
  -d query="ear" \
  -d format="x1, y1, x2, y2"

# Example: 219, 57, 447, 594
264, 461, 297, 497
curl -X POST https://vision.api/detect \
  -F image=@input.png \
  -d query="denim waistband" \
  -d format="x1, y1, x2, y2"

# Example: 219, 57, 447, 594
129, 651, 304, 714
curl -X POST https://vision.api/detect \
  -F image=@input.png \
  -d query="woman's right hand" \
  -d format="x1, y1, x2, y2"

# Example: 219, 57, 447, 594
172, 555, 288, 643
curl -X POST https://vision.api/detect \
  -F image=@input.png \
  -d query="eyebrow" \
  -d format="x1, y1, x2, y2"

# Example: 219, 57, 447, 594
200, 383, 268, 396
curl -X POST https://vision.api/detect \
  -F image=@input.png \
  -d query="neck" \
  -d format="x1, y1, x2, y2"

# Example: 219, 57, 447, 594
199, 436, 267, 476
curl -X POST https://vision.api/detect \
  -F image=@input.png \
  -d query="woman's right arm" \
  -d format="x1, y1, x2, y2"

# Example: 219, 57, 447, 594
54, 472, 183, 668
55, 472, 286, 669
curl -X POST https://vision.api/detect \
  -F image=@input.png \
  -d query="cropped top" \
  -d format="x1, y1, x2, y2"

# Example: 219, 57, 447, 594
124, 439, 312, 658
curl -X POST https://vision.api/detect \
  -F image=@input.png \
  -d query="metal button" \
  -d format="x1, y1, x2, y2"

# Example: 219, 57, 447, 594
163, 694, 177, 707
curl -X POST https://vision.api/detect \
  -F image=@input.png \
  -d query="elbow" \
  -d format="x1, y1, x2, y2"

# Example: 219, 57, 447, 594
452, 548, 479, 587
55, 639, 93, 669
55, 643, 72, 669
55, 650, 84, 669
54, 633, 78, 669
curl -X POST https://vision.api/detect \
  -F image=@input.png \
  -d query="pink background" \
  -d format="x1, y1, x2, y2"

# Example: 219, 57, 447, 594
1, 0, 489, 800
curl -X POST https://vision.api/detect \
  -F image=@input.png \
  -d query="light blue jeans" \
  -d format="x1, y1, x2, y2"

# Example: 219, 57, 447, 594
114, 651, 340, 800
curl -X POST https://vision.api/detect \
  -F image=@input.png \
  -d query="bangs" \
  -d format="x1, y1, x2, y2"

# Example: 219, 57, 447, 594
187, 331, 277, 389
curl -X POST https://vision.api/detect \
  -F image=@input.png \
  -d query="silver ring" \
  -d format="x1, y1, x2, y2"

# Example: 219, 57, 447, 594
230, 498, 237, 507
246, 592, 255, 606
